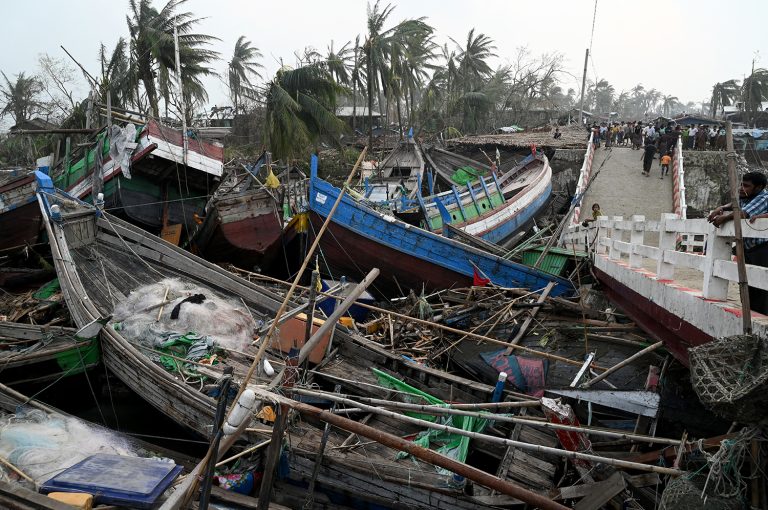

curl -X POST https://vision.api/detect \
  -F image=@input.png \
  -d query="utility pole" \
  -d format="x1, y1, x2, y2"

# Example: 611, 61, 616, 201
174, 24, 188, 166
577, 49, 589, 127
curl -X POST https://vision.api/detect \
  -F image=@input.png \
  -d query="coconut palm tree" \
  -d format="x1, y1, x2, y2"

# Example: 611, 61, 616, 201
453, 29, 496, 95
661, 95, 679, 116
0, 72, 44, 124
96, 38, 135, 111
709, 79, 740, 117
741, 69, 768, 127
264, 64, 346, 159
228, 36, 263, 114
362, 1, 431, 148
126, 0, 219, 118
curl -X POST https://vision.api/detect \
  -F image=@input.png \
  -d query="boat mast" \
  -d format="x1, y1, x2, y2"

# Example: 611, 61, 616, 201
174, 23, 188, 166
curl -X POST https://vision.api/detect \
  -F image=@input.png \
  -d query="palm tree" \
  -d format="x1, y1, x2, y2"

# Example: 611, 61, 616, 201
661, 95, 679, 116
362, 1, 431, 148
709, 79, 740, 117
0, 72, 44, 124
454, 29, 496, 95
126, 0, 219, 118
264, 64, 347, 159
741, 69, 768, 127
228, 36, 263, 114
97, 38, 135, 111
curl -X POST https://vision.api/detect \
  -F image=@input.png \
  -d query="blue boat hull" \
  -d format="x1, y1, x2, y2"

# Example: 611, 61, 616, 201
309, 158, 574, 297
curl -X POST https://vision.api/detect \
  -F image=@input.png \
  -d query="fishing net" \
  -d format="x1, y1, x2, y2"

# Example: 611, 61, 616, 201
661, 428, 758, 510
660, 475, 741, 510
112, 278, 257, 352
0, 408, 136, 486
689, 334, 768, 422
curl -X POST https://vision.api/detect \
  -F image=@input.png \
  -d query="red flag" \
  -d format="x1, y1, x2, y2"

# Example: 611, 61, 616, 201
473, 267, 490, 287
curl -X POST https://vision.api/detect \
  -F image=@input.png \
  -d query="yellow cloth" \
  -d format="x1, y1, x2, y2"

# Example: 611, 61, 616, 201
48, 493, 93, 509
265, 168, 280, 189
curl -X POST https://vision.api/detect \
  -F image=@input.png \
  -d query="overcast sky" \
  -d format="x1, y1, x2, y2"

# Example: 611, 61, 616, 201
1, 0, 766, 123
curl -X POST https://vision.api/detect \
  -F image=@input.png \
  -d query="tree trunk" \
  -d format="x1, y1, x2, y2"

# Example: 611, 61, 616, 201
352, 80, 357, 133
367, 59, 374, 150
396, 96, 403, 140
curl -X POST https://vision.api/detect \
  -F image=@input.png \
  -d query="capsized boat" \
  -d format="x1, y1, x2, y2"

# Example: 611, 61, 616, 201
309, 155, 574, 297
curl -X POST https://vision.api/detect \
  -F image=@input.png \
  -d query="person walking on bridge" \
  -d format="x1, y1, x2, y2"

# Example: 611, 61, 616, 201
708, 172, 768, 314
641, 140, 656, 176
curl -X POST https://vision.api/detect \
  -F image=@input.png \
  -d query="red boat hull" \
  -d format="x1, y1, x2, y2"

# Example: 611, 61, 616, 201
593, 266, 712, 366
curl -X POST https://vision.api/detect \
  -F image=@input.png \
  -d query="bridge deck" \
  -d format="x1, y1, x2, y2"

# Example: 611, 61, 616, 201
579, 146, 673, 243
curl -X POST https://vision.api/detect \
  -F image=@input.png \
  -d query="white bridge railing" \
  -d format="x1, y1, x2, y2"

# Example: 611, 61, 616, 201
563, 214, 768, 302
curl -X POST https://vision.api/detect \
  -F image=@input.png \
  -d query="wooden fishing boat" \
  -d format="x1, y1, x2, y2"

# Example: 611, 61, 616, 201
0, 322, 99, 386
309, 155, 574, 297
417, 153, 553, 245
0, 172, 43, 252
422, 145, 494, 187
35, 173, 572, 508
360, 135, 425, 201
190, 153, 303, 272
55, 120, 224, 242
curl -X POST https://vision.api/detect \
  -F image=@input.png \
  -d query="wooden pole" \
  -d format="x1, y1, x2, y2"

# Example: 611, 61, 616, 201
231, 147, 367, 406
726, 121, 752, 334
577, 48, 589, 127
581, 341, 663, 389
268, 268, 380, 389
295, 388, 683, 446
504, 281, 555, 350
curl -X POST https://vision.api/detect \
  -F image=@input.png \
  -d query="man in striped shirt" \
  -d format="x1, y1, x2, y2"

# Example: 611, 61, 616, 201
708, 171, 768, 313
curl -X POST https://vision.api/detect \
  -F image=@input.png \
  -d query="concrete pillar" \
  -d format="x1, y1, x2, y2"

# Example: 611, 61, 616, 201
629, 215, 646, 268
702, 222, 731, 300
609, 216, 623, 261
656, 213, 678, 280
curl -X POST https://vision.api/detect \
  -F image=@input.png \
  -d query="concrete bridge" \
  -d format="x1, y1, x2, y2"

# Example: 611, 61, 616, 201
563, 136, 767, 366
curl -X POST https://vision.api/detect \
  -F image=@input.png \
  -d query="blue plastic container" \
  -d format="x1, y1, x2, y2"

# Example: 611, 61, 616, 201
40, 454, 182, 509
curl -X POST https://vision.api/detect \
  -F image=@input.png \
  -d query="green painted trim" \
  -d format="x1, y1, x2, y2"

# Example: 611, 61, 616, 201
55, 339, 100, 375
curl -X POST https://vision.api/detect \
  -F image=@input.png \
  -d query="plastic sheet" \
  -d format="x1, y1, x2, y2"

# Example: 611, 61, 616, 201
0, 409, 135, 485
113, 278, 257, 352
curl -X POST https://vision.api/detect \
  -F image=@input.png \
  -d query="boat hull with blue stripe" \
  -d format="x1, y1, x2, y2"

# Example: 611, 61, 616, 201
308, 155, 574, 297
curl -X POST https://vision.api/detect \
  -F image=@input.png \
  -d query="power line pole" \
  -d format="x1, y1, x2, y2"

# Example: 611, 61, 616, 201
578, 49, 589, 127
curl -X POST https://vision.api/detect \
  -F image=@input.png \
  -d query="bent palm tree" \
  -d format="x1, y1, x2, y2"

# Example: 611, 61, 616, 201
741, 69, 768, 126
264, 65, 347, 159
228, 36, 263, 114
709, 79, 740, 117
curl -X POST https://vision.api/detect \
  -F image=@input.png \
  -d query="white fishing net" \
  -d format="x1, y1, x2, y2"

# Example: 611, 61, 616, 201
112, 278, 257, 352
0, 409, 135, 485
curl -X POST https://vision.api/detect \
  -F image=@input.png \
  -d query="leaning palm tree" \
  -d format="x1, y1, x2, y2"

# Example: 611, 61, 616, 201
264, 64, 347, 160
126, 0, 219, 118
362, 1, 432, 148
709, 79, 740, 117
97, 38, 135, 111
0, 72, 44, 124
228, 36, 263, 114
453, 29, 496, 95
741, 69, 768, 127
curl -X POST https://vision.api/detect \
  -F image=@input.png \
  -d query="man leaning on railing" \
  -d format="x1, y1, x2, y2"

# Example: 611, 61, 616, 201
708, 171, 768, 314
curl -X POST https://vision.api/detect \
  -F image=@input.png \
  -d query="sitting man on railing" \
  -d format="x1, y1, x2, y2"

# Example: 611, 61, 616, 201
708, 171, 768, 313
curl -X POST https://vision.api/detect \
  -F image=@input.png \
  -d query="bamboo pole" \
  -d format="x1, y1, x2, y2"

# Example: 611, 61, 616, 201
174, 148, 368, 508
0, 454, 34, 484
232, 147, 367, 405
252, 390, 569, 509
296, 389, 681, 446
581, 341, 663, 389
725, 121, 752, 334
215, 440, 271, 467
